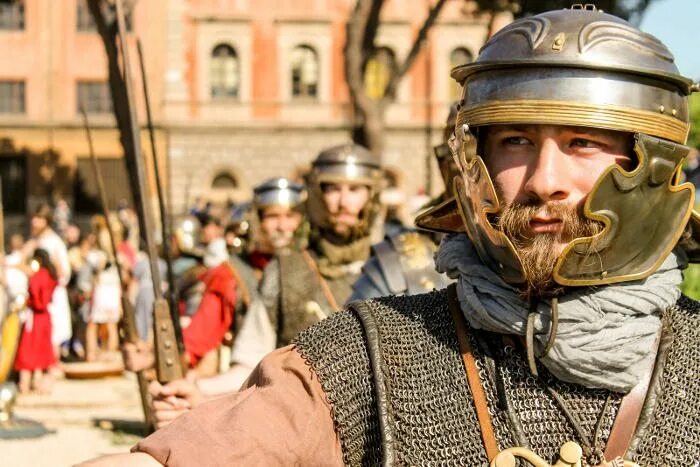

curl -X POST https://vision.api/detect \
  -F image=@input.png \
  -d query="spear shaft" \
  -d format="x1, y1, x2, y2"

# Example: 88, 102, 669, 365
114, 0, 184, 382
80, 105, 154, 428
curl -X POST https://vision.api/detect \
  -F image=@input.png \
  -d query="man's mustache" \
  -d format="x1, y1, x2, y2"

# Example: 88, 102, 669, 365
329, 210, 360, 222
498, 202, 601, 241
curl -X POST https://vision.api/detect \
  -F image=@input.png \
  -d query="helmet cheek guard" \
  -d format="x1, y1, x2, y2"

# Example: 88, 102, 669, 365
554, 133, 695, 285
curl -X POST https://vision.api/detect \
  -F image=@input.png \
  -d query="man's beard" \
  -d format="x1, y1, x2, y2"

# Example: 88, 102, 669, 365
268, 230, 294, 250
497, 202, 603, 299
327, 212, 363, 242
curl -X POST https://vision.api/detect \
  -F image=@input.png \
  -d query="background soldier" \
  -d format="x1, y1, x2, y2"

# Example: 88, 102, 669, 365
123, 178, 305, 377
349, 105, 460, 301
258, 143, 383, 348
124, 177, 306, 427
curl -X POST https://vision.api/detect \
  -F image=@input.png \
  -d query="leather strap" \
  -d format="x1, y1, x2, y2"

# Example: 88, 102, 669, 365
301, 249, 340, 311
603, 330, 661, 460
447, 284, 499, 461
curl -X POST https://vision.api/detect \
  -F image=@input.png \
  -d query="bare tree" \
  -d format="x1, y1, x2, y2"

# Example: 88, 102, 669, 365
345, 0, 448, 157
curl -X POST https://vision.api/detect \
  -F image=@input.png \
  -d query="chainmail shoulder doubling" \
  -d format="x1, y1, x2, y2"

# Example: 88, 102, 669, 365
294, 291, 700, 466
275, 251, 334, 347
629, 295, 700, 466
294, 300, 383, 466
295, 289, 489, 466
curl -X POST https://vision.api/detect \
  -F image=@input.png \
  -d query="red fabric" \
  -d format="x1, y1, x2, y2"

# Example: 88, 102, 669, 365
247, 250, 273, 272
182, 263, 237, 367
118, 241, 137, 270
14, 268, 58, 371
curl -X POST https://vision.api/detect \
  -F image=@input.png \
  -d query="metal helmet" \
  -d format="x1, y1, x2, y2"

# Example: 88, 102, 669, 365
253, 177, 306, 210
417, 5, 698, 287
305, 143, 384, 239
249, 177, 307, 252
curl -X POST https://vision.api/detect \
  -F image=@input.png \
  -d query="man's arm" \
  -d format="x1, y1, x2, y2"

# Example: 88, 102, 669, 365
129, 294, 276, 430
135, 346, 343, 465
82, 346, 342, 465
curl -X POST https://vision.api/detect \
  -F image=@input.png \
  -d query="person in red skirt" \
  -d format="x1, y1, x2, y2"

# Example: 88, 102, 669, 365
14, 249, 58, 394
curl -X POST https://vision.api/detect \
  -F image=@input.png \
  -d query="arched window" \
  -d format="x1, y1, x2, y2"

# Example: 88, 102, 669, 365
364, 47, 397, 100
291, 45, 319, 99
449, 47, 473, 100
211, 172, 238, 189
210, 44, 240, 98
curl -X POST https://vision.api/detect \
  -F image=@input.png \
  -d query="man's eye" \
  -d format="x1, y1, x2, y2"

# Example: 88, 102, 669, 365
570, 138, 600, 149
503, 136, 530, 145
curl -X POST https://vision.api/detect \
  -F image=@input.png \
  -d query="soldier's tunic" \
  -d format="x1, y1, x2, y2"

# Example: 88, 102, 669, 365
134, 289, 700, 466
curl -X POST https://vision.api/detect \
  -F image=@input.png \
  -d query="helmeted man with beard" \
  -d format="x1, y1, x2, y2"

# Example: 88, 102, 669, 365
84, 6, 700, 467
348, 104, 460, 302
257, 143, 383, 347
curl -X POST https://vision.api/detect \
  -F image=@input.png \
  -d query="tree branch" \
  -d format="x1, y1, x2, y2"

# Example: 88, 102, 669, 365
361, 0, 385, 56
344, 0, 376, 122
381, 0, 447, 107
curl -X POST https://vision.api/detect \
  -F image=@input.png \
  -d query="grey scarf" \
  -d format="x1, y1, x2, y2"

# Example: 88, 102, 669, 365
435, 234, 683, 392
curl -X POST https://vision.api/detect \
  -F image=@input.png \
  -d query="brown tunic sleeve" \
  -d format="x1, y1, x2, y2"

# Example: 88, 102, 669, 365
133, 345, 343, 466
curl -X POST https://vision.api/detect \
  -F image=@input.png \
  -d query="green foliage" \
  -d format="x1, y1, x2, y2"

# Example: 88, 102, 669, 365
688, 92, 700, 150
681, 263, 700, 300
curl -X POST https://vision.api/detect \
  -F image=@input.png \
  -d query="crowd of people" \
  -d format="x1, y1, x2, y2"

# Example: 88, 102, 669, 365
2, 140, 448, 398
119, 143, 452, 403
1, 202, 143, 393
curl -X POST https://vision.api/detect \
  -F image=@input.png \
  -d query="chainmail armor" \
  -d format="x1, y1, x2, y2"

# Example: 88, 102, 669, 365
628, 295, 700, 466
296, 290, 487, 466
295, 291, 700, 466
470, 332, 622, 466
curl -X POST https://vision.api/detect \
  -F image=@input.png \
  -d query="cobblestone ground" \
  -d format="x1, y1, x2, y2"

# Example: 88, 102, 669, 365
1, 372, 145, 467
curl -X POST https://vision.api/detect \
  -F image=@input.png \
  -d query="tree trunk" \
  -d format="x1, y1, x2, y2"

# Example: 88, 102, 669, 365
345, 0, 447, 159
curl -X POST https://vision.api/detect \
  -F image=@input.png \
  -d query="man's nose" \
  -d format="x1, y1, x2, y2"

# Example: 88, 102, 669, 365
523, 139, 570, 203
337, 187, 352, 209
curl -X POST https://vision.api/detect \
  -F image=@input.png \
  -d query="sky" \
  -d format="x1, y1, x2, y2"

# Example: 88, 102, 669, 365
639, 0, 700, 80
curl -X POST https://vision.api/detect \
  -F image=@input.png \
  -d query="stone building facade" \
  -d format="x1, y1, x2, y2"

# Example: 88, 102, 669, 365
0, 0, 507, 233
162, 0, 503, 215
0, 0, 167, 233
